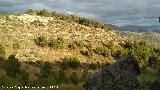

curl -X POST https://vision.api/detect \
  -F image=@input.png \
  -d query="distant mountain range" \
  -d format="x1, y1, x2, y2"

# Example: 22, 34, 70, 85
112, 25, 160, 32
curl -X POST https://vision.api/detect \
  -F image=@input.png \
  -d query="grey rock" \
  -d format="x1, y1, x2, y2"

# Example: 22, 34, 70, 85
84, 56, 141, 90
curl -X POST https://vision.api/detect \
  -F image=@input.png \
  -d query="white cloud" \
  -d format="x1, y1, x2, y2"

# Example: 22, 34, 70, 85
0, 0, 160, 26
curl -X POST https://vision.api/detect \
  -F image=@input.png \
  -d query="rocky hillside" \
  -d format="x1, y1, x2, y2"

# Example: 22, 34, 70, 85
116, 30, 160, 46
0, 12, 124, 63
1, 10, 160, 90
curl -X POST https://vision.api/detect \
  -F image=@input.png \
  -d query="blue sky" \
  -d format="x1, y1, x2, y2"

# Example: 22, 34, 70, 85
0, 0, 160, 26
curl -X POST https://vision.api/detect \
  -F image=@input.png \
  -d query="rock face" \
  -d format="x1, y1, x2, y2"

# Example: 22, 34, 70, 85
83, 56, 141, 90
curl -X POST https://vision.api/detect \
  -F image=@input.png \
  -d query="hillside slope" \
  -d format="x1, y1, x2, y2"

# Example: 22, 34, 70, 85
0, 13, 124, 63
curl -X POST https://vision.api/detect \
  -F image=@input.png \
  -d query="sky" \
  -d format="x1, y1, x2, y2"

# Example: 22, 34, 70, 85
0, 0, 160, 26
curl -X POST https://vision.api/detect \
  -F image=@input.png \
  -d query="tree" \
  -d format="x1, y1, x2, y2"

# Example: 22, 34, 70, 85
3, 54, 21, 77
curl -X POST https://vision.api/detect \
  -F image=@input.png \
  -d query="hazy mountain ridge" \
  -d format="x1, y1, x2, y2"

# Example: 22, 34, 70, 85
115, 25, 160, 32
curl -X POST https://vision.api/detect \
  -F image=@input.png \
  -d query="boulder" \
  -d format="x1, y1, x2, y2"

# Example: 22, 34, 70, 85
83, 56, 141, 90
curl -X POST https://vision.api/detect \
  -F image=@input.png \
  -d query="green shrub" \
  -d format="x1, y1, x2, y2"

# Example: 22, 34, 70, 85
122, 40, 138, 49
61, 56, 80, 69
3, 54, 21, 77
81, 70, 88, 82
68, 41, 84, 50
115, 49, 129, 58
150, 80, 160, 90
16, 70, 29, 86
78, 17, 106, 29
35, 36, 48, 47
70, 72, 79, 85
58, 70, 67, 84
89, 63, 98, 70
94, 46, 111, 57
68, 42, 78, 50
37, 9, 50, 16
121, 41, 152, 64
94, 46, 104, 55
148, 55, 159, 66
77, 41, 85, 48
84, 48, 94, 57
0, 43, 5, 57
0, 76, 22, 87
40, 62, 52, 80
31, 20, 45, 26
25, 9, 36, 15
49, 37, 65, 49
89, 61, 101, 70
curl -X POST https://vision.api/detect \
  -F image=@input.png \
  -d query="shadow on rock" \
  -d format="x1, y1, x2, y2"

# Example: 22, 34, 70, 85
83, 56, 141, 90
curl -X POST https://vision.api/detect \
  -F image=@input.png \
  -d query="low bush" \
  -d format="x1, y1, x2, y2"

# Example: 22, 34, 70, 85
31, 20, 45, 26
83, 48, 94, 57
37, 9, 50, 16
40, 62, 52, 80
16, 70, 29, 86
68, 42, 78, 50
89, 63, 98, 70
58, 70, 67, 84
81, 70, 89, 82
68, 41, 85, 50
0, 76, 22, 87
70, 72, 79, 85
61, 56, 80, 69
49, 37, 65, 49
25, 9, 36, 15
94, 46, 111, 57
3, 54, 21, 77
0, 43, 6, 57
34, 36, 48, 47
